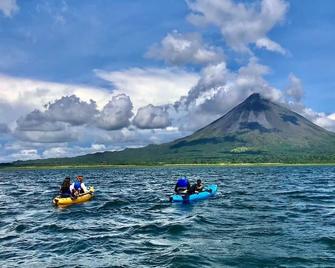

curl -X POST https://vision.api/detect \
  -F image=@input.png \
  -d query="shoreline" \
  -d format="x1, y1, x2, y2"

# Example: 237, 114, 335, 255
1, 162, 335, 170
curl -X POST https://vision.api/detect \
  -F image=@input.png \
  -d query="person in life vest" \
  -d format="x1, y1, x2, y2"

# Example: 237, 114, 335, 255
59, 177, 72, 198
70, 175, 88, 196
174, 177, 190, 194
189, 179, 204, 194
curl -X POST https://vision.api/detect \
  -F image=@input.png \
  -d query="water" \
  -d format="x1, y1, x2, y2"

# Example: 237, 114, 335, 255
0, 166, 335, 267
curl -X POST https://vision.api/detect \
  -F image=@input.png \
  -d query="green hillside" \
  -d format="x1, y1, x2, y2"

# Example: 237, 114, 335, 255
8, 93, 335, 166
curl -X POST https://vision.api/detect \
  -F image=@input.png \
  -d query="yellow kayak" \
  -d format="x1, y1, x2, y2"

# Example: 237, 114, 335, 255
53, 186, 95, 207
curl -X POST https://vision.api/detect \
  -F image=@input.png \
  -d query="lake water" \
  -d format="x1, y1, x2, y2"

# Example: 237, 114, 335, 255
0, 166, 335, 267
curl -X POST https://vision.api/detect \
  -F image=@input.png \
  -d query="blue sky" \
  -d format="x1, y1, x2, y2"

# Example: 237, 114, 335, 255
0, 0, 334, 161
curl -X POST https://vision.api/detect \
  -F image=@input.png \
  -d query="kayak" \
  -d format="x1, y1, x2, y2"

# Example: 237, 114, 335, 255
169, 184, 218, 203
53, 186, 95, 207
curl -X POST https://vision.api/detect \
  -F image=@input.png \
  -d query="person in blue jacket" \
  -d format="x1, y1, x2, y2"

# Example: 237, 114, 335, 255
59, 177, 72, 197
174, 177, 190, 194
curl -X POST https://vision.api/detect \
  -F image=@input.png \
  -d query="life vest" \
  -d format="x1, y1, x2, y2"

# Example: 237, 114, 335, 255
74, 181, 82, 190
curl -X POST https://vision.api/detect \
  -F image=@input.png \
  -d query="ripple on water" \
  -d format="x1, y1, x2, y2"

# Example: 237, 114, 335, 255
0, 166, 335, 267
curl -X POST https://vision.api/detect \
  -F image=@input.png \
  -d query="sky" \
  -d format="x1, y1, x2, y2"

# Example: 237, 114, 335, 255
0, 0, 335, 162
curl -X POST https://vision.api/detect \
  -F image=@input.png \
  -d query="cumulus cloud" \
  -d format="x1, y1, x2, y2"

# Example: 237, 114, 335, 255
146, 31, 224, 65
0, 0, 18, 17
15, 95, 98, 133
95, 67, 199, 109
16, 109, 66, 132
285, 73, 304, 103
0, 73, 112, 112
14, 93, 135, 144
187, 0, 288, 54
95, 94, 133, 130
133, 104, 171, 129
46, 95, 98, 126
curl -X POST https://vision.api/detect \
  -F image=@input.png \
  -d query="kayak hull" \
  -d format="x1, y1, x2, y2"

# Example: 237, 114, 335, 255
53, 186, 95, 207
170, 184, 217, 203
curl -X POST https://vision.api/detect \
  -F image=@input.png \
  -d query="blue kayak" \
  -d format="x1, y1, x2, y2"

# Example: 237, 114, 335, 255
169, 184, 218, 203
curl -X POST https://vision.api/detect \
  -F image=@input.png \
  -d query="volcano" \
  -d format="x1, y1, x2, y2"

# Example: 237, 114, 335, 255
10, 93, 335, 166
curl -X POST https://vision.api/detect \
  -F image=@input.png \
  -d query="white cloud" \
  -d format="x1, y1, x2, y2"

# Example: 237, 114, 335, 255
187, 0, 288, 54
95, 94, 133, 130
95, 67, 199, 110
14, 128, 77, 143
255, 37, 286, 55
133, 104, 171, 129
45, 95, 98, 126
42, 144, 106, 159
146, 31, 224, 65
0, 0, 18, 17
10, 149, 40, 161
314, 115, 335, 132
0, 74, 112, 123
285, 73, 304, 103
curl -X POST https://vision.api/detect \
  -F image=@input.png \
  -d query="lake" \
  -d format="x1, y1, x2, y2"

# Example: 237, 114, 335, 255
0, 166, 335, 267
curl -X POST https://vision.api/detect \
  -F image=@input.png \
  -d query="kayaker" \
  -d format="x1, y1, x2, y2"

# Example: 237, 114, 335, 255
174, 177, 190, 194
59, 177, 72, 197
70, 181, 82, 198
71, 175, 88, 194
189, 179, 204, 194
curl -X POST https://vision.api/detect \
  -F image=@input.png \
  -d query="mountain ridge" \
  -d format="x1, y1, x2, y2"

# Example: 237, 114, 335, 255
6, 93, 335, 166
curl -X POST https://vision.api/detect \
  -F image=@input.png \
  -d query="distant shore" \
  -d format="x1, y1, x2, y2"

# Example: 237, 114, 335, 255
1, 162, 335, 170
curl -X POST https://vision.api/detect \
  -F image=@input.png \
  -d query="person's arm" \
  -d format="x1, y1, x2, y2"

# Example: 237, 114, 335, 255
81, 183, 88, 193
174, 184, 178, 193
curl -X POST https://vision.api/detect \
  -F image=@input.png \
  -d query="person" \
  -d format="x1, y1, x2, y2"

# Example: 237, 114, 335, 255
174, 177, 190, 194
189, 179, 204, 194
70, 175, 88, 195
59, 177, 72, 198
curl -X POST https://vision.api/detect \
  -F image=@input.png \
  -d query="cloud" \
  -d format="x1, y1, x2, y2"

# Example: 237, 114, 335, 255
187, 0, 288, 54
14, 128, 77, 143
146, 31, 224, 65
0, 123, 10, 134
95, 94, 133, 130
255, 37, 286, 54
14, 93, 135, 144
172, 58, 282, 129
0, 73, 112, 115
95, 67, 199, 109
16, 109, 66, 131
0, 0, 18, 17
286, 101, 335, 133
133, 104, 171, 129
45, 95, 98, 126
10, 149, 40, 161
42, 144, 107, 159
15, 95, 98, 132
314, 114, 335, 132
285, 73, 304, 103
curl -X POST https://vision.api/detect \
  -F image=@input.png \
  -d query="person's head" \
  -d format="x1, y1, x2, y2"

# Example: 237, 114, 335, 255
77, 175, 83, 182
197, 179, 202, 185
62, 177, 71, 187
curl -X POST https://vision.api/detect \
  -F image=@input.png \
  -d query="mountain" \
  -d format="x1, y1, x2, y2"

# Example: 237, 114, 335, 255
9, 93, 335, 166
